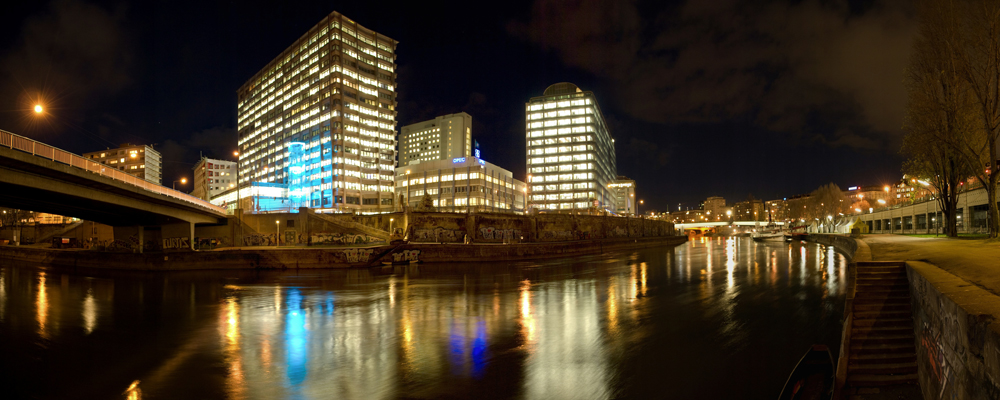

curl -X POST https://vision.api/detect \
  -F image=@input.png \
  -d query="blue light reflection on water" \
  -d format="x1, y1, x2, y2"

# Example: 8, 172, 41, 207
285, 289, 308, 389
0, 238, 847, 400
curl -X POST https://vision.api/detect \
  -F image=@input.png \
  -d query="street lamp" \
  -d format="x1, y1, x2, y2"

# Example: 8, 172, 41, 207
275, 220, 280, 247
173, 178, 187, 190
639, 199, 643, 217
33, 104, 43, 114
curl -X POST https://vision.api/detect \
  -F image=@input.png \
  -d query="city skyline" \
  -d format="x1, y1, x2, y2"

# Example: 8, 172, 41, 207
0, 0, 913, 212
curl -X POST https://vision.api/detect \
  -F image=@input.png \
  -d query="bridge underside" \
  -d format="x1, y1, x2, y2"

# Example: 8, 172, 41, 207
0, 146, 224, 227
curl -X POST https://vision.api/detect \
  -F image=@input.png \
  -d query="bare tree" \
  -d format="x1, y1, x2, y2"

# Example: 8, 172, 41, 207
940, 0, 1000, 237
903, 0, 980, 237
807, 183, 850, 223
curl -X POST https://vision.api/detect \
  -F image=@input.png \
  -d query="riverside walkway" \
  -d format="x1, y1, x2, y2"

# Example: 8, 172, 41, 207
844, 234, 1000, 400
862, 234, 1000, 297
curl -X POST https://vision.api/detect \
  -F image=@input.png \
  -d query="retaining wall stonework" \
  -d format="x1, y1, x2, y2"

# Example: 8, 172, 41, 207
907, 261, 1000, 400
404, 212, 674, 244
0, 236, 687, 270
806, 234, 859, 260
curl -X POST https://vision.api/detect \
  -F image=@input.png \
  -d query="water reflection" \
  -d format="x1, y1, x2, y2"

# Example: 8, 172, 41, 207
0, 268, 5, 322
37, 271, 48, 339
82, 287, 96, 334
0, 238, 847, 399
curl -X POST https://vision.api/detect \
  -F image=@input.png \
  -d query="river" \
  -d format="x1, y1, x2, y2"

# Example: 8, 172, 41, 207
0, 237, 847, 399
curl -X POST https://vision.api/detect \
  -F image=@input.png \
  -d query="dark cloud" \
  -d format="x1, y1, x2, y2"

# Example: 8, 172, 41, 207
2, 0, 132, 102
509, 0, 917, 149
159, 126, 236, 180
624, 138, 670, 166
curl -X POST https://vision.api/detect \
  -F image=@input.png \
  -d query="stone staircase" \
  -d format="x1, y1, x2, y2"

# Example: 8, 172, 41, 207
846, 262, 919, 390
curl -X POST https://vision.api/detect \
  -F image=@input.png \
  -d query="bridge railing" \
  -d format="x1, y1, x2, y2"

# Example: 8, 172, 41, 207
0, 129, 226, 215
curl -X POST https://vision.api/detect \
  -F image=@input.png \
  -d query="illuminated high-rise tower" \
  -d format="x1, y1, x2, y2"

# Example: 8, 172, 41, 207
525, 83, 617, 213
237, 11, 398, 213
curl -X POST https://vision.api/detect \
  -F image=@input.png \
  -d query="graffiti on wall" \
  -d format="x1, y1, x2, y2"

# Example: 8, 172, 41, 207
391, 249, 421, 263
920, 322, 952, 396
343, 248, 375, 263
196, 237, 231, 249
608, 226, 627, 238
105, 239, 134, 251
541, 230, 575, 240
413, 227, 461, 243
162, 237, 190, 250
244, 233, 277, 246
311, 232, 384, 245
913, 275, 968, 399
478, 227, 522, 241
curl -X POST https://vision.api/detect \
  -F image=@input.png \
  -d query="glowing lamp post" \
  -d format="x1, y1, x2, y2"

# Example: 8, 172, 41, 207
172, 178, 187, 190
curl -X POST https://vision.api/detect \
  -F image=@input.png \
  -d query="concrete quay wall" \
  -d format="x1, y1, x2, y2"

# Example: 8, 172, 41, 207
231, 210, 674, 248
811, 233, 1000, 399
0, 236, 688, 271
906, 261, 1000, 400
803, 234, 862, 261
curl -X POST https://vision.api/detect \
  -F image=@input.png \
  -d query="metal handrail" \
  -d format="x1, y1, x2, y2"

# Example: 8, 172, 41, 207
0, 129, 226, 215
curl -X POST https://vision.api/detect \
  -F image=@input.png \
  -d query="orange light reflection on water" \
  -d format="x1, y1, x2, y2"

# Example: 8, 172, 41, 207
36, 272, 48, 339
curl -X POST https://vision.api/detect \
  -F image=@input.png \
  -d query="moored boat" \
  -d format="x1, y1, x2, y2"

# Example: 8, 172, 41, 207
778, 344, 834, 400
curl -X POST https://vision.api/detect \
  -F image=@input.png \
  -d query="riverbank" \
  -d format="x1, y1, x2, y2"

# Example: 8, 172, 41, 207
813, 233, 1000, 400
0, 235, 688, 271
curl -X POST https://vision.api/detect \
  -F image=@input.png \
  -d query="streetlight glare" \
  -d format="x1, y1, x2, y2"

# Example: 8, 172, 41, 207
33, 104, 43, 114
181, 178, 187, 184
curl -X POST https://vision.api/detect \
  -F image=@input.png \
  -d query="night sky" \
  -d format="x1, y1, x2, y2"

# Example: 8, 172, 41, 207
0, 0, 914, 212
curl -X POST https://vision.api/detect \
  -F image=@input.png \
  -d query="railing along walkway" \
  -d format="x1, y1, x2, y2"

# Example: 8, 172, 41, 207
0, 129, 225, 215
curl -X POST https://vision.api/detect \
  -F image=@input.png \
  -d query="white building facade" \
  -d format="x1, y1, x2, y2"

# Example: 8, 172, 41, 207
237, 11, 398, 214
191, 157, 237, 201
525, 83, 617, 213
610, 176, 636, 216
399, 112, 472, 166
396, 157, 525, 213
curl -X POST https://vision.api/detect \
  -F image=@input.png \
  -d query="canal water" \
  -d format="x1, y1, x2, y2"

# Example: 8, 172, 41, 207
0, 237, 847, 400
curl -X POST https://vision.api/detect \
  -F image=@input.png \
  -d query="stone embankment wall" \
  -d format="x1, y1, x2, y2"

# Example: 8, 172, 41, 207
404, 212, 674, 243
805, 234, 860, 260
238, 210, 674, 247
240, 209, 389, 247
0, 235, 687, 270
907, 261, 1000, 400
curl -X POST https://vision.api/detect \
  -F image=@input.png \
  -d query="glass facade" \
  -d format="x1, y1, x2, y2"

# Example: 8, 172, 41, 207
395, 158, 526, 214
237, 11, 397, 214
525, 83, 617, 212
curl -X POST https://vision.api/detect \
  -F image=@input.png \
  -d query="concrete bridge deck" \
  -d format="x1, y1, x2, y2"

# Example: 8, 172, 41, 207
0, 129, 225, 227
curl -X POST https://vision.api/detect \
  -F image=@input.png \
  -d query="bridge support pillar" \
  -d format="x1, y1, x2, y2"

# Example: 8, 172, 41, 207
189, 221, 196, 251
136, 225, 144, 254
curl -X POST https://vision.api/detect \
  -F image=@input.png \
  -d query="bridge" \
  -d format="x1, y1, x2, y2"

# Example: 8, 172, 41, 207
674, 221, 785, 230
0, 130, 229, 250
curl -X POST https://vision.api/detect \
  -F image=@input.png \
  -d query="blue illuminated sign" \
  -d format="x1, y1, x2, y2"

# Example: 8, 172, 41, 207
478, 159, 485, 165
474, 149, 481, 158
453, 157, 466, 163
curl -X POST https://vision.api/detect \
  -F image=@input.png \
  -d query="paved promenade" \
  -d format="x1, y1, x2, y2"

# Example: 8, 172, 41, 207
861, 234, 1000, 297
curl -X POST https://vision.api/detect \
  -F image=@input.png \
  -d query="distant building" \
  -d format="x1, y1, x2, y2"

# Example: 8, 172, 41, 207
83, 143, 162, 185
395, 156, 525, 213
610, 176, 636, 216
237, 11, 398, 213
191, 157, 237, 201
733, 199, 765, 222
525, 82, 617, 213
399, 112, 472, 166
34, 213, 76, 224
703, 196, 726, 221
670, 209, 706, 223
